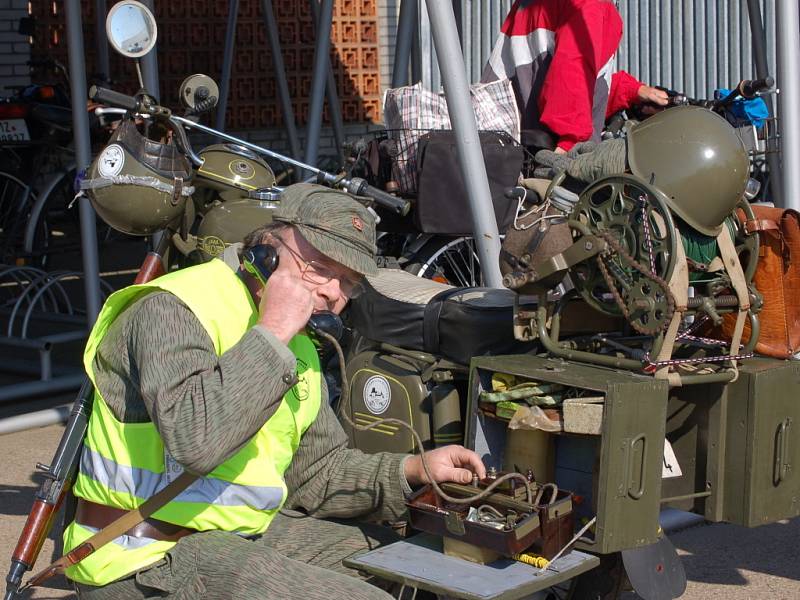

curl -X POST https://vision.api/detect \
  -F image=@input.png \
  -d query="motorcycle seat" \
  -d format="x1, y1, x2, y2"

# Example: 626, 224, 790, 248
347, 268, 536, 365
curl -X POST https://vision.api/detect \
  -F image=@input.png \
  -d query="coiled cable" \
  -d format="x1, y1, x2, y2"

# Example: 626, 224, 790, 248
319, 330, 534, 506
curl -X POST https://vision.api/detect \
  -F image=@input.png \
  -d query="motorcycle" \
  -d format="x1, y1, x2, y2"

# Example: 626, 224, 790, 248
87, 82, 409, 273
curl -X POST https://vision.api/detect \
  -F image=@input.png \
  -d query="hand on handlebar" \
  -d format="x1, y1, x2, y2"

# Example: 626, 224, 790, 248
637, 85, 670, 112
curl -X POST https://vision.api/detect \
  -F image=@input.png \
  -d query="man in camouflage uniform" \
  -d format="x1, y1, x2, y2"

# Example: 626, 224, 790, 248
70, 184, 486, 599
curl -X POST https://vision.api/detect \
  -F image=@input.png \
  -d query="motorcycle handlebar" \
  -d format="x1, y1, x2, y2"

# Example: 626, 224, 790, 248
344, 177, 411, 216
89, 85, 138, 111
740, 76, 774, 98
88, 89, 410, 215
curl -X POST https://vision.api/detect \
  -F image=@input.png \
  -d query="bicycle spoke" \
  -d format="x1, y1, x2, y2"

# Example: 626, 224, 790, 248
442, 246, 470, 286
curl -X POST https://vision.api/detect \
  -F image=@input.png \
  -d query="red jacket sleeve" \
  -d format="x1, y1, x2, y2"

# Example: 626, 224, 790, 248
538, 3, 623, 151
607, 70, 643, 117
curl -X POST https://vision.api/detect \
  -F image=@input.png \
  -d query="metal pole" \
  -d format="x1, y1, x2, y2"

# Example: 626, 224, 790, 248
777, 0, 800, 211
746, 0, 783, 205
392, 0, 417, 87
0, 404, 70, 436
93, 0, 110, 83
411, 14, 422, 84
260, 0, 301, 160
64, 0, 101, 324
303, 0, 334, 174
309, 0, 345, 161
452, 0, 463, 47
424, 0, 502, 288
141, 0, 163, 251
216, 0, 240, 132
139, 0, 160, 100
0, 374, 85, 404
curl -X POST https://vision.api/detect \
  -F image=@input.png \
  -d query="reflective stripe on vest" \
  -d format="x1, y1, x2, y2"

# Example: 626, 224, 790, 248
63, 259, 321, 586
79, 446, 285, 510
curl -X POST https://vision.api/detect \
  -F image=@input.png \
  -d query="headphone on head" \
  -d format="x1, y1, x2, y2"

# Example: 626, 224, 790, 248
241, 242, 345, 344
241, 244, 279, 286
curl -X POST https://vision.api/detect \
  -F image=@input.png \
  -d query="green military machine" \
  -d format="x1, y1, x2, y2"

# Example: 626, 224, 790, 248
5, 2, 794, 598
340, 105, 798, 599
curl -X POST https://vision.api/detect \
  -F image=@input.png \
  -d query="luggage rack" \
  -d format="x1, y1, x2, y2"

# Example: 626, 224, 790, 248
0, 265, 112, 403
345, 533, 599, 600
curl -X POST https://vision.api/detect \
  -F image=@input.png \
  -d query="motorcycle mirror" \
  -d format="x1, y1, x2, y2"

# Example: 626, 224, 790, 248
178, 74, 219, 112
105, 0, 158, 59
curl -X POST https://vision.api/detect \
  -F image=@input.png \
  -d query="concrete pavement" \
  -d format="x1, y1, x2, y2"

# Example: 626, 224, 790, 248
1, 423, 798, 599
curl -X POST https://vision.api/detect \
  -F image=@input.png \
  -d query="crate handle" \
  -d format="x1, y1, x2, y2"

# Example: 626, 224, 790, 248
625, 434, 647, 500
774, 418, 792, 486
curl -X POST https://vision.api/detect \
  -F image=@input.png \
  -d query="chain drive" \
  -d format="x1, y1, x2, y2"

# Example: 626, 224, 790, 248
594, 228, 676, 335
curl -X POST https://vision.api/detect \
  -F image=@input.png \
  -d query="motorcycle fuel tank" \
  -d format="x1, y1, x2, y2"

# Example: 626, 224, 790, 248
196, 143, 276, 199
195, 198, 277, 261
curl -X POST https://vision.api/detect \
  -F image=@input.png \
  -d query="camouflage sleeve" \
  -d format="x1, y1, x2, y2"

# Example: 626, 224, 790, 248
284, 384, 411, 522
125, 292, 298, 475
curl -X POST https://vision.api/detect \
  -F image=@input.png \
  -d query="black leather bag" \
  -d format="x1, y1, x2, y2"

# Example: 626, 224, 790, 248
414, 130, 524, 235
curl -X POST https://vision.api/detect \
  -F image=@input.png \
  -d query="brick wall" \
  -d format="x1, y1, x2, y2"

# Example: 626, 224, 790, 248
0, 0, 31, 96
17, 1, 395, 163
254, 121, 383, 156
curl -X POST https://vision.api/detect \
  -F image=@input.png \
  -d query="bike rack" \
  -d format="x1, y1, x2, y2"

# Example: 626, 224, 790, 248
0, 265, 112, 404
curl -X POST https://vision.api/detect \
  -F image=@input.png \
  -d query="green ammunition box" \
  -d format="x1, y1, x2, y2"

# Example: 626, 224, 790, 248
661, 359, 800, 527
722, 359, 800, 526
661, 382, 728, 520
466, 355, 668, 555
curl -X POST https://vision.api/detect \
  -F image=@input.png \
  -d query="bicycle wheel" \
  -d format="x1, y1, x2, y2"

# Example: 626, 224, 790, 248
405, 236, 482, 287
0, 171, 48, 266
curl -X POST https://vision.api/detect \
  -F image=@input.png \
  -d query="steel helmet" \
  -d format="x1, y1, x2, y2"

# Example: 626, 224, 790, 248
82, 120, 193, 235
627, 105, 750, 237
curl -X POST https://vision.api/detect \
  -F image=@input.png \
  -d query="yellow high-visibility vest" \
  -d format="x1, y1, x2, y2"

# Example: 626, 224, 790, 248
63, 259, 321, 586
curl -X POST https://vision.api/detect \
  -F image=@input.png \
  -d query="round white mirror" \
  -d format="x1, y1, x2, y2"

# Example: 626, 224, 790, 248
106, 0, 157, 58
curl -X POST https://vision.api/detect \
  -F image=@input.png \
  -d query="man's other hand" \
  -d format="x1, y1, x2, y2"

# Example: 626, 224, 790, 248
637, 85, 669, 106
404, 445, 487, 487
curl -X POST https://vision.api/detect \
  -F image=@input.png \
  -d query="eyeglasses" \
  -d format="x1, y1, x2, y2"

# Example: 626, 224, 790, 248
274, 235, 365, 299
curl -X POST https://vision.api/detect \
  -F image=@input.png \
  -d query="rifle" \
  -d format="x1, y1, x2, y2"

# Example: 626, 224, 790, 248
3, 243, 168, 600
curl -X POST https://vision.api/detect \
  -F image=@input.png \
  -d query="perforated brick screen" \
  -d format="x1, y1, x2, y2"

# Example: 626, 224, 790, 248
31, 0, 382, 129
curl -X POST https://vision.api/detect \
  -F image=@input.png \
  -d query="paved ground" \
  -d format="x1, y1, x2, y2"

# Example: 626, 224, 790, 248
1, 423, 74, 599
1, 421, 798, 599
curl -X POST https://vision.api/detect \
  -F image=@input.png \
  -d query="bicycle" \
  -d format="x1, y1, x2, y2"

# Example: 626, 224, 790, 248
0, 57, 123, 268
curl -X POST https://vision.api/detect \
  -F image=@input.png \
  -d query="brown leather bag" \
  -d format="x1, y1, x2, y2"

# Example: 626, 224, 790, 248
718, 206, 800, 358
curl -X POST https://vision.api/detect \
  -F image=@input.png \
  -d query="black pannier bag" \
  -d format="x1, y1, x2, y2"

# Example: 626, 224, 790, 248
414, 130, 524, 235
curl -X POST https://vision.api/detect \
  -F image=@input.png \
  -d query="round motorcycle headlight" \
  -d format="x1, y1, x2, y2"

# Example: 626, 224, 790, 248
743, 177, 761, 201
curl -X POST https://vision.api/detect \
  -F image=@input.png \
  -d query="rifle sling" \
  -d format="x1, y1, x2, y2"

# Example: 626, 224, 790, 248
24, 471, 198, 589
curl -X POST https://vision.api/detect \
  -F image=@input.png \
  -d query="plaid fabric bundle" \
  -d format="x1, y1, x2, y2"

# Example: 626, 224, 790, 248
383, 79, 521, 193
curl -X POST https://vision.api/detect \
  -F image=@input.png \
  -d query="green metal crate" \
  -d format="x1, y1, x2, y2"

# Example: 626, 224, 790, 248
465, 355, 668, 555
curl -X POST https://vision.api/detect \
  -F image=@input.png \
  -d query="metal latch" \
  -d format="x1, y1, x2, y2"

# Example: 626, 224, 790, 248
444, 510, 466, 536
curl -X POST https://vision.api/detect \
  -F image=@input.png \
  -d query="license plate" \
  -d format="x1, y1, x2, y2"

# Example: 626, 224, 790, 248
0, 119, 30, 142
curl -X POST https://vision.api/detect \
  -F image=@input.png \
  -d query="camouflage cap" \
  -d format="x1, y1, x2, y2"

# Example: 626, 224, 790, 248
272, 183, 378, 276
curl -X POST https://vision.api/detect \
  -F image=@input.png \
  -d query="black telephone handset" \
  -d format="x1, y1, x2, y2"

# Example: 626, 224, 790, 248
242, 244, 343, 343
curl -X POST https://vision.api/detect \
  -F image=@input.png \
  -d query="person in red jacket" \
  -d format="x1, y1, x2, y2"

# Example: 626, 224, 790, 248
481, 0, 668, 153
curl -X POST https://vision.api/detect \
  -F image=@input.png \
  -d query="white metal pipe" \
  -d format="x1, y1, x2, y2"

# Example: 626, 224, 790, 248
0, 404, 70, 436
777, 0, 800, 210
139, 0, 160, 100
424, 0, 503, 288
64, 0, 102, 324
